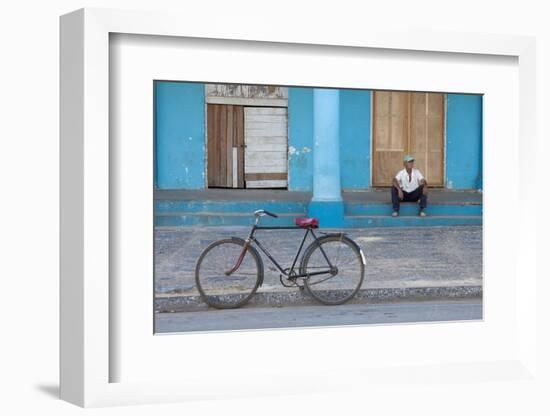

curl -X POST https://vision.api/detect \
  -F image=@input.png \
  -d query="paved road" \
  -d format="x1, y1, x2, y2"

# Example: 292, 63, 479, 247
155, 298, 482, 333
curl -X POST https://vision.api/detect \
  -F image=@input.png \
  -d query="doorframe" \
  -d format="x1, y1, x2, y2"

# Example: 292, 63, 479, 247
443, 94, 447, 188
203, 97, 208, 188
369, 90, 375, 189
369, 90, 447, 188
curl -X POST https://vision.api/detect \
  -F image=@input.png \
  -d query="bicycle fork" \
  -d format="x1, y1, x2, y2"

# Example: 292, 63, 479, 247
224, 240, 251, 276
225, 219, 260, 276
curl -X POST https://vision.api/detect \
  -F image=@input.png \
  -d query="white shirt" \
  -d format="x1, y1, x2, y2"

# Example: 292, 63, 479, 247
395, 168, 424, 193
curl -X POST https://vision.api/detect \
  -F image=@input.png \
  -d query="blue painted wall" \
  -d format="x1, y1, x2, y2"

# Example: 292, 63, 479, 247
340, 89, 371, 190
153, 83, 482, 192
155, 81, 205, 189
445, 94, 483, 190
288, 88, 314, 191
288, 88, 372, 191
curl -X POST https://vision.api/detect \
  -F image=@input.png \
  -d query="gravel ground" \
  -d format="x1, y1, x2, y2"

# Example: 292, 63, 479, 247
155, 225, 482, 296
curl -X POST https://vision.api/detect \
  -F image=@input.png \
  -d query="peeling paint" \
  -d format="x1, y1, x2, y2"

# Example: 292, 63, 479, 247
288, 145, 297, 155
302, 146, 311, 153
206, 83, 287, 99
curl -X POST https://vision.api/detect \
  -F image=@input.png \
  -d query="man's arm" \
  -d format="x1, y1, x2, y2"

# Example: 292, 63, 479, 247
417, 170, 428, 188
420, 178, 428, 194
392, 178, 403, 199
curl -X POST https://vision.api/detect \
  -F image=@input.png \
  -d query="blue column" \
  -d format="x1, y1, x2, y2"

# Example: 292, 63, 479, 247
308, 88, 344, 227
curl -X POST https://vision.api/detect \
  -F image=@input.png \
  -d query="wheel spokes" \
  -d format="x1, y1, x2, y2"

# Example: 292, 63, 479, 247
303, 238, 363, 304
196, 241, 261, 308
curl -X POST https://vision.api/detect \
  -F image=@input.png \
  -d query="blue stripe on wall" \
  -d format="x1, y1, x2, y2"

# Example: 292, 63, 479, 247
288, 88, 314, 191
340, 89, 371, 189
155, 81, 205, 189
445, 94, 483, 190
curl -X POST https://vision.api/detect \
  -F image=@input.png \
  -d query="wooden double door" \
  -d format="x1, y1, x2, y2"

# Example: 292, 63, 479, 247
372, 91, 445, 186
207, 104, 288, 189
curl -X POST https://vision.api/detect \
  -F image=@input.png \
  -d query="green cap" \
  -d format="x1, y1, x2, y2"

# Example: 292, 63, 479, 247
403, 155, 415, 162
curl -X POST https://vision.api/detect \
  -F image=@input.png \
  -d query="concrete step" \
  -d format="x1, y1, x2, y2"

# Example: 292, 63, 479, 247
156, 200, 480, 216
156, 211, 481, 228
155, 200, 308, 215
343, 215, 481, 228
345, 202, 482, 216
155, 197, 482, 228
155, 211, 304, 227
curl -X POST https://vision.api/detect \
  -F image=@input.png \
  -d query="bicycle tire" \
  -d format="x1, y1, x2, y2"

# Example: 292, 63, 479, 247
300, 235, 365, 305
195, 238, 263, 309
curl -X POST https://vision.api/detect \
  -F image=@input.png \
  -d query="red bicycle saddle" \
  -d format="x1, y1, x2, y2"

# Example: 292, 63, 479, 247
295, 217, 319, 228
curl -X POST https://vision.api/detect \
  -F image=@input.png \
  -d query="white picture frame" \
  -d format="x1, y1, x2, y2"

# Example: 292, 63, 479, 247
60, 7, 539, 408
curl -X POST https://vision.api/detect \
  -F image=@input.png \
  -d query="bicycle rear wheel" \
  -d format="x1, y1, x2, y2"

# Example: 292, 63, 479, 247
300, 235, 365, 305
195, 238, 262, 309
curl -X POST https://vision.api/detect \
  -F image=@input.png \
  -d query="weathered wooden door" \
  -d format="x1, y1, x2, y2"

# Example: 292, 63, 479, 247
372, 91, 444, 186
244, 107, 288, 188
410, 93, 444, 185
207, 104, 245, 188
372, 92, 410, 186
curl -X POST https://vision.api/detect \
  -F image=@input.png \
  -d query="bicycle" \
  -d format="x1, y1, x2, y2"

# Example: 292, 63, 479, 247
195, 209, 366, 309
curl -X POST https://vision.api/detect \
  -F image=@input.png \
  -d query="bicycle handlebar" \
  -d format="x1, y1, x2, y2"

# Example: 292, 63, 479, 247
254, 209, 278, 218
263, 210, 278, 218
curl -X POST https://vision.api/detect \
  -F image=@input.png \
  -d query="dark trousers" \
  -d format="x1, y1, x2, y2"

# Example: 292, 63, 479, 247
391, 185, 427, 212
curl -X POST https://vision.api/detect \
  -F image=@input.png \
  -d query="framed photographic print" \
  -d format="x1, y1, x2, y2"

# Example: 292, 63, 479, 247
60, 7, 538, 408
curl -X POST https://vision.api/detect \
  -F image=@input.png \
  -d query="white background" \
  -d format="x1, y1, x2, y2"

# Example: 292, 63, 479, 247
2, 0, 549, 415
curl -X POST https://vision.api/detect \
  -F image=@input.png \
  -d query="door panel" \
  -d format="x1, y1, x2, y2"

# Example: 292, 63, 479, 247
207, 104, 244, 188
373, 91, 445, 186
410, 93, 428, 182
244, 107, 288, 188
372, 91, 408, 186
413, 93, 444, 185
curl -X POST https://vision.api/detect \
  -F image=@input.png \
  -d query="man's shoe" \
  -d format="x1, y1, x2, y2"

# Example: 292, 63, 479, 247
392, 211, 399, 217
419, 209, 426, 217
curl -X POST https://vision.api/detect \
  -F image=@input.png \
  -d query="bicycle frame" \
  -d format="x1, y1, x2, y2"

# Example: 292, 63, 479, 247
225, 220, 336, 279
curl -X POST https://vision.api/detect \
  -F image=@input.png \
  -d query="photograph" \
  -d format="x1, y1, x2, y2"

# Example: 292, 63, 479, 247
153, 82, 483, 333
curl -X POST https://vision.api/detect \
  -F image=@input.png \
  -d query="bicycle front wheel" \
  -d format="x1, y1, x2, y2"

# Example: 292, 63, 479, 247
300, 235, 365, 305
195, 238, 262, 309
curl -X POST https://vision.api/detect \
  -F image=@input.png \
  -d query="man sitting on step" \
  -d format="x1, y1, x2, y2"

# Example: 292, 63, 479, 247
391, 155, 428, 217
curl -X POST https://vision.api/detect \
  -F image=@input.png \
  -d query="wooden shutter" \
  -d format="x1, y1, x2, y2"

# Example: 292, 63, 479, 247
410, 93, 444, 185
244, 107, 288, 188
372, 91, 409, 186
207, 104, 244, 188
